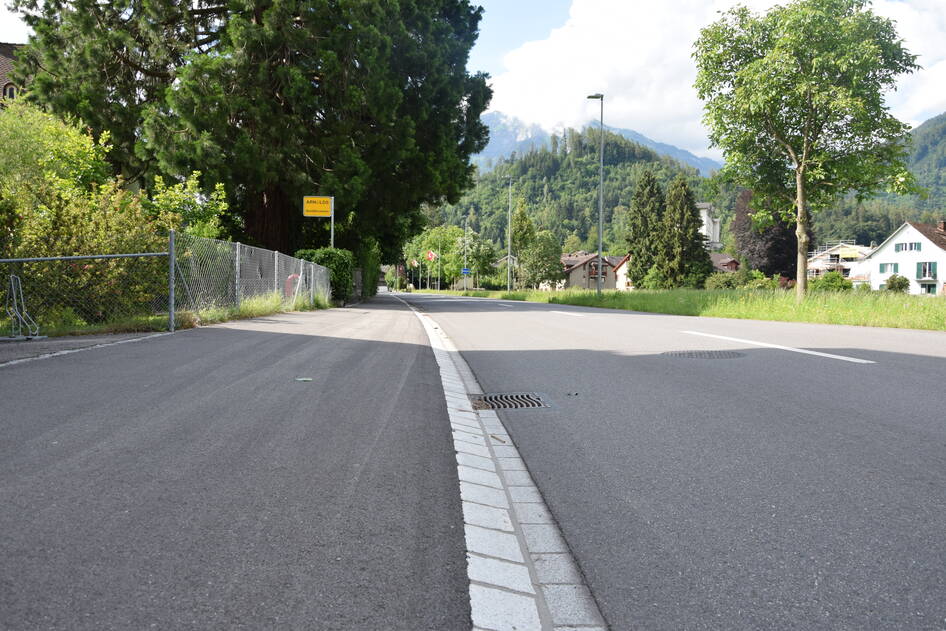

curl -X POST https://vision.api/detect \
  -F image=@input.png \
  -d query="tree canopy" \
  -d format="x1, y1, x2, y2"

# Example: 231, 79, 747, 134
694, 0, 918, 297
14, 0, 491, 259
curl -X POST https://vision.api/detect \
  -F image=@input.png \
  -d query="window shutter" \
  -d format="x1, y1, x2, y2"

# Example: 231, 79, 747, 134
933, 262, 938, 279
894, 263, 899, 274
917, 262, 923, 279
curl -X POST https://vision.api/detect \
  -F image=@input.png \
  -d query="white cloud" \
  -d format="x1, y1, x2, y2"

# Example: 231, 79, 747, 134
488, 0, 946, 160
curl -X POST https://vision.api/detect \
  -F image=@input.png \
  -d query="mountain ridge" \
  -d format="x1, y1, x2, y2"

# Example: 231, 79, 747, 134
475, 111, 723, 176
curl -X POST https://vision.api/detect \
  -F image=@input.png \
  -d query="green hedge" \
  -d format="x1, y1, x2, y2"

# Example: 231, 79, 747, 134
357, 237, 381, 299
295, 247, 354, 303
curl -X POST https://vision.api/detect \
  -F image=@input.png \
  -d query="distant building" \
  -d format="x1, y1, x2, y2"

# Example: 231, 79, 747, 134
806, 241, 874, 283
709, 253, 739, 273
0, 43, 24, 100
559, 251, 621, 290
697, 202, 722, 251
864, 221, 946, 294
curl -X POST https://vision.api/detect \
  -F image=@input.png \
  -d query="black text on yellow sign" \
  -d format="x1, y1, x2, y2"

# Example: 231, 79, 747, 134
303, 196, 334, 217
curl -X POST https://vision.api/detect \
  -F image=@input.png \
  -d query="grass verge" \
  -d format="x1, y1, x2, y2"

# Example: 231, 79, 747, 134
0, 292, 332, 338
414, 288, 946, 331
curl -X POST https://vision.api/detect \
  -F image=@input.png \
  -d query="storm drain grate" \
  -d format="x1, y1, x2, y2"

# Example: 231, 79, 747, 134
662, 350, 745, 359
470, 393, 549, 410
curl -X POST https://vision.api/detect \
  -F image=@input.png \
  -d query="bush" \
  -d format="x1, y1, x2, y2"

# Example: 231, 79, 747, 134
810, 271, 853, 292
640, 266, 672, 290
885, 274, 909, 293
704, 272, 738, 289
744, 274, 779, 290
295, 247, 354, 303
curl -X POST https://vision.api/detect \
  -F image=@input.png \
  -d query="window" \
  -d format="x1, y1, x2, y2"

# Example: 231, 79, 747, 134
920, 283, 937, 295
879, 263, 899, 274
894, 242, 921, 252
917, 261, 938, 279
2, 85, 15, 99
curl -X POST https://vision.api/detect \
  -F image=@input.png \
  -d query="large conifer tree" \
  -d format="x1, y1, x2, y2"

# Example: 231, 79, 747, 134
13, 0, 491, 257
654, 177, 713, 287
626, 170, 664, 286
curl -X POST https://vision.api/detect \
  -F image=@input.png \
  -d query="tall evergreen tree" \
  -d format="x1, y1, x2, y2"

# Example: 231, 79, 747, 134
626, 170, 665, 285
13, 0, 491, 258
654, 176, 713, 287
510, 200, 536, 257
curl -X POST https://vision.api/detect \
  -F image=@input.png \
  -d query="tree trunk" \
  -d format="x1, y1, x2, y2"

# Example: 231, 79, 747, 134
245, 187, 291, 253
794, 169, 809, 301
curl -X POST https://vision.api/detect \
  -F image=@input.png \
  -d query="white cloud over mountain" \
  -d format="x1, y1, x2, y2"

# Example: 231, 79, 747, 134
487, 0, 946, 161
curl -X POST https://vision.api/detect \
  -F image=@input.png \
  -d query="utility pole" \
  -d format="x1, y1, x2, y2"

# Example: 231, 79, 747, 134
587, 93, 605, 296
507, 176, 513, 291
464, 218, 469, 291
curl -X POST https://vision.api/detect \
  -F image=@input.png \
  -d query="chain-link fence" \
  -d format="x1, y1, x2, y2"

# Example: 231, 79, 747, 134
1, 232, 330, 338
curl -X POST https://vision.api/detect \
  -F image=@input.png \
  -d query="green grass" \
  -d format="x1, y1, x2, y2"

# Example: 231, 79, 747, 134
413, 288, 946, 331
0, 292, 332, 338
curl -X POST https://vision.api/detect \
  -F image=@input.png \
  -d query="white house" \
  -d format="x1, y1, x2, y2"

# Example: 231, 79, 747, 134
807, 242, 874, 282
697, 203, 722, 250
865, 221, 946, 294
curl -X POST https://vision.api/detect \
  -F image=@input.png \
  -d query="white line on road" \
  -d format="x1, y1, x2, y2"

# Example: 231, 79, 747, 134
550, 311, 585, 317
682, 331, 875, 364
497, 303, 513, 308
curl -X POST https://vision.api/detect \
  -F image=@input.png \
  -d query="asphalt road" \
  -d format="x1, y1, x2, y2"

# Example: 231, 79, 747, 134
0, 296, 470, 630
400, 292, 946, 631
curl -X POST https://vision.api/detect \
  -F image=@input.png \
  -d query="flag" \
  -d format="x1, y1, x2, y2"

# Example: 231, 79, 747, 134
426, 250, 438, 261
410, 259, 419, 267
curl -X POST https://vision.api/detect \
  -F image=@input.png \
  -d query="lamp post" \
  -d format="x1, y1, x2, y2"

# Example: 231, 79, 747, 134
587, 92, 604, 296
506, 176, 513, 291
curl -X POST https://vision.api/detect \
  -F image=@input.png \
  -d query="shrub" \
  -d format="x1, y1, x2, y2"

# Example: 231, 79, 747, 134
704, 272, 738, 289
640, 266, 672, 290
885, 274, 909, 293
810, 271, 853, 292
295, 247, 354, 303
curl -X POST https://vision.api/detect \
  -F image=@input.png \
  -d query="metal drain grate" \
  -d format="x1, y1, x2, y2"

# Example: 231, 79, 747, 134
662, 350, 745, 359
470, 393, 549, 410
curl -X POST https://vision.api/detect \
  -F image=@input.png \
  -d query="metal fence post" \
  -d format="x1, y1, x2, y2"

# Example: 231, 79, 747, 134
274, 250, 279, 294
168, 229, 176, 332
309, 262, 314, 305
234, 242, 241, 308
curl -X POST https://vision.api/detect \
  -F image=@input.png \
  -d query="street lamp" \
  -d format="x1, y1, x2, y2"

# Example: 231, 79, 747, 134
506, 176, 513, 291
587, 93, 604, 296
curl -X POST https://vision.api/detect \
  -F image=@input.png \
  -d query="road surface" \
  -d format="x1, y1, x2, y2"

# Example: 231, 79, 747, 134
1, 299, 470, 630
400, 292, 946, 631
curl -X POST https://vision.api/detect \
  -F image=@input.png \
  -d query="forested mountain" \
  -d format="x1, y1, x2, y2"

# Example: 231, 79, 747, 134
813, 111, 946, 245
475, 112, 723, 176
436, 127, 710, 253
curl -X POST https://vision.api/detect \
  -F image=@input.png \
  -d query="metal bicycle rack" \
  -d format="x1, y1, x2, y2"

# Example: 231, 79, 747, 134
4, 274, 46, 341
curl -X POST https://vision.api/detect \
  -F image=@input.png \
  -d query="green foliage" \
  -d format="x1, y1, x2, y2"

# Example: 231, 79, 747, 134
653, 176, 713, 288
146, 173, 227, 238
627, 171, 666, 285
511, 200, 536, 256
695, 0, 919, 294
639, 266, 673, 290
562, 232, 583, 253
520, 230, 564, 288
704, 272, 739, 290
356, 237, 382, 298
295, 248, 354, 303
885, 274, 910, 293
810, 271, 853, 292
16, 0, 491, 258
443, 127, 701, 255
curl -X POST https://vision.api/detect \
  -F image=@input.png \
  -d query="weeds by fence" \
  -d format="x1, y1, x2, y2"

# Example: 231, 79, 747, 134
1, 232, 331, 338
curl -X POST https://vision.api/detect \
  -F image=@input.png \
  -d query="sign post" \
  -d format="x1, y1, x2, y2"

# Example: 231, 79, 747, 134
303, 196, 335, 247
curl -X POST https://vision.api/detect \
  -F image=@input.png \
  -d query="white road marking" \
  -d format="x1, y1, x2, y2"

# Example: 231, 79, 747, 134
550, 310, 584, 317
682, 330, 875, 364
0, 332, 173, 368
497, 303, 513, 308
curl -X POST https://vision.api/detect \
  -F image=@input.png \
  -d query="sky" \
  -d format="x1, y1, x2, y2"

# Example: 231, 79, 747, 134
3, 1, 944, 161
469, 0, 946, 161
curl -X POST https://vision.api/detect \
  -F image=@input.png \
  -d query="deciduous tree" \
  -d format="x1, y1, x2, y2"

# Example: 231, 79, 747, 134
695, 0, 918, 299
